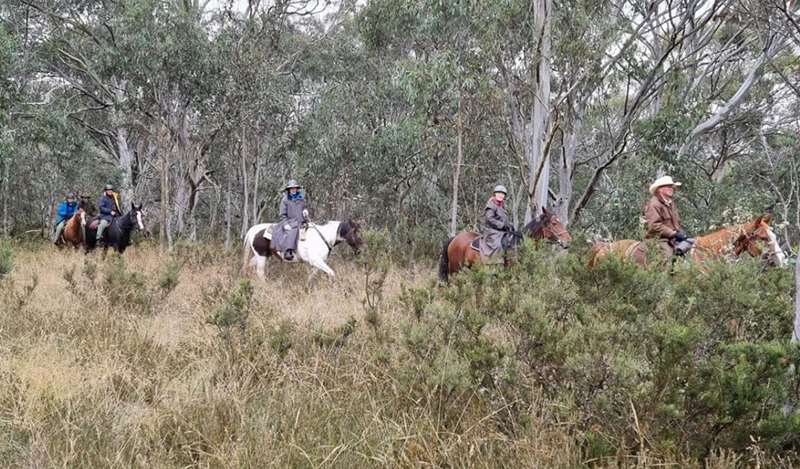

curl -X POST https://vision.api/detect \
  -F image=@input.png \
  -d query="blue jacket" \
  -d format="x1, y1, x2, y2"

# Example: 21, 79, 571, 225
98, 194, 120, 221
56, 201, 79, 224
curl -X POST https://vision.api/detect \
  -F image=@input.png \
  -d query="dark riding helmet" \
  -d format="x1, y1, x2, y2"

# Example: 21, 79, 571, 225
104, 184, 114, 191
493, 184, 508, 195
285, 179, 301, 191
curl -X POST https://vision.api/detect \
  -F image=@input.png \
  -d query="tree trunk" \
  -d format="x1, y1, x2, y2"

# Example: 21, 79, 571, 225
794, 256, 800, 342
2, 156, 8, 236
224, 181, 232, 250
252, 152, 261, 225
115, 126, 134, 207
449, 92, 464, 236
240, 125, 250, 237
526, 0, 553, 222
159, 134, 170, 252
555, 102, 582, 225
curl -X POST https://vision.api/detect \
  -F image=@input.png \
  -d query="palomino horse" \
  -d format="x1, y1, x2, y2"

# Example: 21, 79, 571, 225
242, 219, 363, 280
438, 208, 572, 282
58, 196, 94, 249
587, 215, 778, 268
84, 203, 147, 255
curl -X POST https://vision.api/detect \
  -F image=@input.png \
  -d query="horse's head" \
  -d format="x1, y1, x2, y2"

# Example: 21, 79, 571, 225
130, 202, 146, 232
524, 208, 572, 249
734, 215, 773, 257
337, 219, 364, 255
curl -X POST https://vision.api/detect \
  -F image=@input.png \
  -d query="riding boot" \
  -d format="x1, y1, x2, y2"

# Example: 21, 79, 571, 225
284, 249, 294, 261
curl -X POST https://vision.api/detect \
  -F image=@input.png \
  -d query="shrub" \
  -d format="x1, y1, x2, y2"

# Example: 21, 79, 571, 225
0, 239, 12, 278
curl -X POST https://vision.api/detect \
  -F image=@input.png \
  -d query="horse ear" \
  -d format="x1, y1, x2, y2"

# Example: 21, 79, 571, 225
762, 212, 773, 224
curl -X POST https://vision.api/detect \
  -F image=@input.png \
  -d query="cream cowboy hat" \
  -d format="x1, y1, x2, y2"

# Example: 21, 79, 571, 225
649, 175, 682, 194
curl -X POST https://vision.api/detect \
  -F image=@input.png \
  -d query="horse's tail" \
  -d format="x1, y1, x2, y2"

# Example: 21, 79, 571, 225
241, 227, 256, 274
438, 237, 454, 283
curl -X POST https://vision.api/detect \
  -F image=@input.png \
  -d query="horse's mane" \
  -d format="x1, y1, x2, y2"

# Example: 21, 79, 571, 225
694, 222, 750, 246
523, 212, 549, 235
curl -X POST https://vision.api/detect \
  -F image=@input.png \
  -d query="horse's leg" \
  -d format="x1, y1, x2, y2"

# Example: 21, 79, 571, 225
255, 255, 267, 280
308, 258, 335, 279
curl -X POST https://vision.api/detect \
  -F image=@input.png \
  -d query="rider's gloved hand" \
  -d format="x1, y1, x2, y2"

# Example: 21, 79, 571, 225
302, 209, 309, 219
284, 224, 292, 231
674, 230, 687, 242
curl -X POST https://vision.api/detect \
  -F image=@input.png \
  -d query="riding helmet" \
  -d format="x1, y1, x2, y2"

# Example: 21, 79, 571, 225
493, 184, 508, 195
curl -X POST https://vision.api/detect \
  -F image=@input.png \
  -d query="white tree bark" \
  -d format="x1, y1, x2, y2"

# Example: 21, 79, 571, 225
794, 257, 800, 342
679, 35, 785, 155
525, 0, 553, 222
449, 92, 464, 236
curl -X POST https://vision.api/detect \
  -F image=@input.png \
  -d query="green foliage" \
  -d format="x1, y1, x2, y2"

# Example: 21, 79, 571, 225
0, 240, 13, 278
400, 245, 799, 459
158, 259, 182, 295
207, 279, 253, 331
362, 229, 391, 331
102, 257, 152, 313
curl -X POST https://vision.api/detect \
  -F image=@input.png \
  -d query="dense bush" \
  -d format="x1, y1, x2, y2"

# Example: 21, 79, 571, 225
401, 242, 800, 461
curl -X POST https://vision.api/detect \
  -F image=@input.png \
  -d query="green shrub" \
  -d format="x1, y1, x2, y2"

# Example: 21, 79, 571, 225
0, 240, 12, 278
398, 243, 800, 459
207, 279, 253, 331
102, 257, 152, 313
158, 259, 182, 295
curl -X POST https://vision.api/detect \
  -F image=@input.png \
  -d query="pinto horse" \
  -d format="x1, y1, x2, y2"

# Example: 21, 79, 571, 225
58, 196, 94, 249
438, 208, 572, 282
84, 203, 146, 255
242, 219, 364, 280
587, 215, 777, 269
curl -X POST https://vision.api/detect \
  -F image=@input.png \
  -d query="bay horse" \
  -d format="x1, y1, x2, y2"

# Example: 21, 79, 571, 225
60, 196, 95, 249
84, 202, 146, 255
242, 219, 363, 280
438, 208, 572, 282
587, 215, 776, 269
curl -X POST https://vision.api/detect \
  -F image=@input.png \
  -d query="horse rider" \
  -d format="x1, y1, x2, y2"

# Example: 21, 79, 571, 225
52, 191, 79, 245
478, 185, 512, 259
644, 175, 689, 258
271, 179, 309, 261
96, 184, 121, 246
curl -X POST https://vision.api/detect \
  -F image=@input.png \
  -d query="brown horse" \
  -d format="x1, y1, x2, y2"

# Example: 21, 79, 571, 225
59, 196, 94, 249
587, 215, 775, 269
438, 208, 572, 282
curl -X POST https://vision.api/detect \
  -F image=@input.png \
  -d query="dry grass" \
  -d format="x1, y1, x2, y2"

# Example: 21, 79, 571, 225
0, 242, 788, 468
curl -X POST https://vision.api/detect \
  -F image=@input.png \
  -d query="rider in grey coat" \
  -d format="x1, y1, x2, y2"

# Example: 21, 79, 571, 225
479, 185, 512, 258
271, 180, 308, 260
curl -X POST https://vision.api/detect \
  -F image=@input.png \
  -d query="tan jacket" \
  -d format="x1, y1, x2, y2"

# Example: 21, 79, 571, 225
643, 195, 682, 240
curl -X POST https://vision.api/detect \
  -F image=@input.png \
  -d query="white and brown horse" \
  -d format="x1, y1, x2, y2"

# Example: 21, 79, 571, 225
242, 220, 363, 280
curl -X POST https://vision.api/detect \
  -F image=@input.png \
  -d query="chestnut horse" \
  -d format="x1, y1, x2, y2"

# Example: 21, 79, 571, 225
59, 196, 94, 249
587, 215, 776, 269
438, 208, 572, 282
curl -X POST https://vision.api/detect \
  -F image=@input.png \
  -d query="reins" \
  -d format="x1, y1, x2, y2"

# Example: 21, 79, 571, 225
309, 223, 334, 253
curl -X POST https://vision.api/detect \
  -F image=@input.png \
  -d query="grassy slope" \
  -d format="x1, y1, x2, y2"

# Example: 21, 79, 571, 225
0, 242, 794, 468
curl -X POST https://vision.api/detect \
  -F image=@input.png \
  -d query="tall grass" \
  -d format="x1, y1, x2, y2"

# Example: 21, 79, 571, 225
0, 241, 796, 467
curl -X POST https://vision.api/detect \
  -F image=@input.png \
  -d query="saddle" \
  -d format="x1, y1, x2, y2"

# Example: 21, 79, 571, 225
89, 218, 100, 231
262, 223, 309, 241
470, 231, 518, 253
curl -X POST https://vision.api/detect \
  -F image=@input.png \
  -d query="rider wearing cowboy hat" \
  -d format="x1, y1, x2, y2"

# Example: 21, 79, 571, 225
644, 175, 688, 258
479, 184, 512, 259
272, 179, 309, 261
52, 191, 79, 245
96, 184, 120, 246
